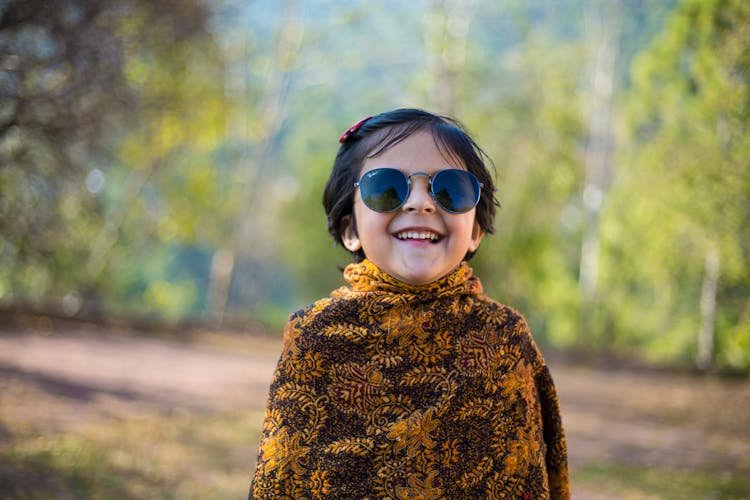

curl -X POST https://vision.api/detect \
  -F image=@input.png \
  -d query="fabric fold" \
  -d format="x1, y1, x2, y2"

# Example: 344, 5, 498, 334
251, 260, 569, 499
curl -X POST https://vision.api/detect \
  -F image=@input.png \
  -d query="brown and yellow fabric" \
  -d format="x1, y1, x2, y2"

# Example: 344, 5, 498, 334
250, 259, 569, 499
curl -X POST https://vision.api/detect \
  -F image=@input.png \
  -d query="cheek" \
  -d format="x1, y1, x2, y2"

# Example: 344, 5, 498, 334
450, 214, 477, 238
353, 204, 389, 243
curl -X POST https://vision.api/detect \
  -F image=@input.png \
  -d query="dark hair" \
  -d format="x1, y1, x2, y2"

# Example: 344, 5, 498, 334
323, 108, 499, 262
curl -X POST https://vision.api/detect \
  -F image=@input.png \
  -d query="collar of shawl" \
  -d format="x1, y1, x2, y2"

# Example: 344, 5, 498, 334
337, 259, 483, 302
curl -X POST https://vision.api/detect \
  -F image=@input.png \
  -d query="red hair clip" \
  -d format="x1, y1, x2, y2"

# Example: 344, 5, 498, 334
338, 115, 373, 143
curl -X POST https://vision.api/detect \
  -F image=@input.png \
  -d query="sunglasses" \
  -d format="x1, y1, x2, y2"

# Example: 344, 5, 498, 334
354, 168, 483, 214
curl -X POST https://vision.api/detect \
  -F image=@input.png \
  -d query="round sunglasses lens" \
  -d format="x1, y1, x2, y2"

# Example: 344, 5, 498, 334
432, 170, 481, 213
359, 168, 409, 212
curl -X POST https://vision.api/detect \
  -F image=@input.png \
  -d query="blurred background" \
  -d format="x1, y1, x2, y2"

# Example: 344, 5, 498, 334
2, 0, 748, 371
1, 0, 749, 497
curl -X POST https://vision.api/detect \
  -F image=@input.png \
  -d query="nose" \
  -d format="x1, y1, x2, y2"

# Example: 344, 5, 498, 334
402, 172, 436, 213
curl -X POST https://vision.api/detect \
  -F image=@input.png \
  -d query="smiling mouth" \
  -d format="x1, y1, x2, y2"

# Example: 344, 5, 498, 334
395, 230, 442, 242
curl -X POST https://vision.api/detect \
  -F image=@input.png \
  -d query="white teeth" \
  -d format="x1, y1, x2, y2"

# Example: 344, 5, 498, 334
396, 231, 440, 241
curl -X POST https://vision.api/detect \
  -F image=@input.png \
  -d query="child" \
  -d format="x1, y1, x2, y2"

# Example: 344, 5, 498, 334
250, 109, 569, 499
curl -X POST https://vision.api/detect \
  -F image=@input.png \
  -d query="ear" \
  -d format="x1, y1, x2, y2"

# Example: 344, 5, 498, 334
468, 222, 485, 252
340, 215, 362, 252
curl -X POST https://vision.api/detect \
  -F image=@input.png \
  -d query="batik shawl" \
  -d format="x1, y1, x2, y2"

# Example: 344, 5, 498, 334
251, 259, 569, 499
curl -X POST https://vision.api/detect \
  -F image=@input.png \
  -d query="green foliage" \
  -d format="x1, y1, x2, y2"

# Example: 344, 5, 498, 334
2, 0, 747, 370
0, 0, 222, 320
601, 0, 750, 369
468, 31, 588, 349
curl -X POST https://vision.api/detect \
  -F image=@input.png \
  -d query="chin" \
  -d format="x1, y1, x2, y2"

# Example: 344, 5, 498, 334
395, 268, 442, 286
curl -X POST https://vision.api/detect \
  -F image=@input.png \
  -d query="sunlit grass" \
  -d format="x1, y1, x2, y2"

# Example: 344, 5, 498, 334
573, 462, 750, 499
6, 421, 749, 500
0, 409, 264, 499
3, 409, 750, 498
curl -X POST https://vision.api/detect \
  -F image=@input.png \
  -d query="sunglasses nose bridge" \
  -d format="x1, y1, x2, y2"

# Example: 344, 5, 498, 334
406, 171, 433, 192
402, 171, 436, 212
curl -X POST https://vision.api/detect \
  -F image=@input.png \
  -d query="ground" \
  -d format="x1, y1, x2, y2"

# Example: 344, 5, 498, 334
1, 327, 749, 498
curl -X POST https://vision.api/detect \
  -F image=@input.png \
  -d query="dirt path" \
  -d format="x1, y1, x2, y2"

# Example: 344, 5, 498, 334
554, 363, 750, 474
1, 329, 749, 488
0, 330, 279, 429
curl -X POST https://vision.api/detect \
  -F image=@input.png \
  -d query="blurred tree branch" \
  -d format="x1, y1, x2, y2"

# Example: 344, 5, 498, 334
0, 0, 213, 309
0, 0, 129, 172
209, 0, 303, 326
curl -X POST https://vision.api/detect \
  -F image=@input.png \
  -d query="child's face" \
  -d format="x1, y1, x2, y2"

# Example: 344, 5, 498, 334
341, 131, 484, 286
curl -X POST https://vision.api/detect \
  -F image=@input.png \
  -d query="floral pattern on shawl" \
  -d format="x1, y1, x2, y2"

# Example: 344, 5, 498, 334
251, 259, 569, 499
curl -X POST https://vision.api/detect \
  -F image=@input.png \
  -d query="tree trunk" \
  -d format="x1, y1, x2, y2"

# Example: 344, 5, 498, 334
578, 0, 618, 351
697, 243, 720, 371
209, 248, 235, 327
